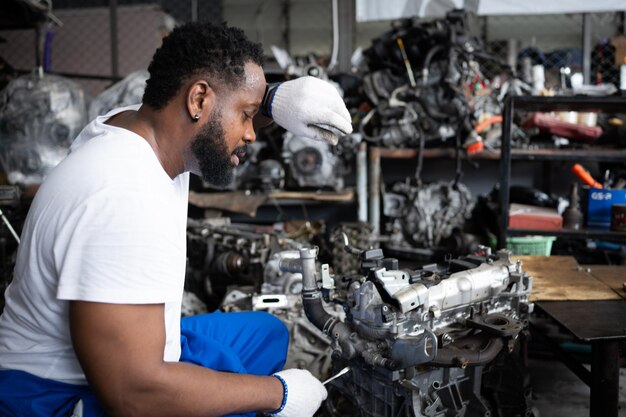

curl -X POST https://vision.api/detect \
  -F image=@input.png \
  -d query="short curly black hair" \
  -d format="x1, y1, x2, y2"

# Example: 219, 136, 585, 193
142, 22, 264, 110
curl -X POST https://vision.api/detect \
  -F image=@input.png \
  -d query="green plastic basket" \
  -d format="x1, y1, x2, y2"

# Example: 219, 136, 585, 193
506, 236, 556, 256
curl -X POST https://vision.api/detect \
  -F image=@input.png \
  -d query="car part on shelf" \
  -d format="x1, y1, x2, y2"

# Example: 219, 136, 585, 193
0, 72, 87, 185
383, 180, 474, 253
282, 131, 345, 190
356, 10, 491, 149
88, 70, 149, 120
280, 243, 534, 417
201, 140, 285, 192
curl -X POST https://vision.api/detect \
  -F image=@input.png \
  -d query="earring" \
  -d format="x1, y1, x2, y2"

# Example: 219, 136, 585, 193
193, 113, 201, 121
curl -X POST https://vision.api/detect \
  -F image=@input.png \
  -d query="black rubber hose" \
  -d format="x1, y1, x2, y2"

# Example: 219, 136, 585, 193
302, 296, 357, 359
352, 321, 391, 340
302, 295, 335, 331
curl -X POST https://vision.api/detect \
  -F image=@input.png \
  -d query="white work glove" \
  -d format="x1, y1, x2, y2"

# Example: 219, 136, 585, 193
268, 368, 328, 417
264, 76, 353, 145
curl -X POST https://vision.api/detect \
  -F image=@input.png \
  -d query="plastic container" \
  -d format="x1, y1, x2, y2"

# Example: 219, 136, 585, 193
506, 235, 556, 256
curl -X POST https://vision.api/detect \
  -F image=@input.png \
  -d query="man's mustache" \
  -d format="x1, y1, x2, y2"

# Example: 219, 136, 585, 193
232, 145, 249, 162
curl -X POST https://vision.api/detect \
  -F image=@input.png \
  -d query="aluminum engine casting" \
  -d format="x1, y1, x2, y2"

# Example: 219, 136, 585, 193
280, 244, 535, 417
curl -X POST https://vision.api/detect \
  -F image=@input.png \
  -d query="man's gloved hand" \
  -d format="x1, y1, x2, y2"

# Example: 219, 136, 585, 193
268, 368, 327, 417
262, 76, 353, 146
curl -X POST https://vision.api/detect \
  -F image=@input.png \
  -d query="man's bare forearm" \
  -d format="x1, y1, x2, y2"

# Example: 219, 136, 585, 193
69, 302, 284, 417
99, 361, 283, 417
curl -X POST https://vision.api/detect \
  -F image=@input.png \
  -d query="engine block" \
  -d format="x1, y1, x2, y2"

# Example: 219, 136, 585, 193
280, 245, 535, 417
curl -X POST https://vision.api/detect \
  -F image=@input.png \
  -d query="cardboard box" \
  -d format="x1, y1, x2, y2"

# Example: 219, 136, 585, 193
587, 188, 626, 229
612, 35, 626, 67
509, 203, 562, 231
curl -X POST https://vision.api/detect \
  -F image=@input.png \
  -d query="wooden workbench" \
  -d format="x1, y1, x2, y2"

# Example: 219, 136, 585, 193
514, 256, 626, 301
517, 256, 626, 417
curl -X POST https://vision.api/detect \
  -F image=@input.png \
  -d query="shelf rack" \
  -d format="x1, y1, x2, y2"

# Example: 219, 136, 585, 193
499, 95, 626, 248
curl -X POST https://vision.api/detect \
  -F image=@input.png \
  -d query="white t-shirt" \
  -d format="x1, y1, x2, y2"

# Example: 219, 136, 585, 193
0, 105, 189, 385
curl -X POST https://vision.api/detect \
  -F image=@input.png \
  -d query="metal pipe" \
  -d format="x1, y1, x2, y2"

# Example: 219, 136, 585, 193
582, 13, 592, 85
506, 38, 519, 70
281, 0, 290, 53
430, 338, 504, 367
499, 96, 514, 249
298, 247, 317, 292
191, 0, 198, 22
109, 0, 119, 79
356, 142, 368, 223
368, 147, 381, 236
336, 0, 355, 73
282, 248, 364, 363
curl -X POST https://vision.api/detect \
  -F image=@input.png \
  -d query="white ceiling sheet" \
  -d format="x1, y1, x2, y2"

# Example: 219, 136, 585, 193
357, 0, 625, 22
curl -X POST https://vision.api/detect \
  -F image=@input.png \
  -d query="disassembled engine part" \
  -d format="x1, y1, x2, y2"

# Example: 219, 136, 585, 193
222, 248, 343, 380
282, 131, 345, 190
0, 73, 87, 184
357, 10, 488, 149
383, 180, 474, 251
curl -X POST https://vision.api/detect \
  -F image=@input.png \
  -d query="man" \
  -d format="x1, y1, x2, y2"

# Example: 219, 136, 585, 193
0, 22, 352, 417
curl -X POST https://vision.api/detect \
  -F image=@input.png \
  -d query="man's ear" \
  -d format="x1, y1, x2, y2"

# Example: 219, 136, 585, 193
186, 79, 215, 122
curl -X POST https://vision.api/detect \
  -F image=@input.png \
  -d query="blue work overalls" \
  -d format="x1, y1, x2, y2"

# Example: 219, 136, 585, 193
0, 311, 288, 417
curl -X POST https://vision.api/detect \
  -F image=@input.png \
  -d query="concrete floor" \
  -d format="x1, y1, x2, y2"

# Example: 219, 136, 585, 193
527, 357, 626, 417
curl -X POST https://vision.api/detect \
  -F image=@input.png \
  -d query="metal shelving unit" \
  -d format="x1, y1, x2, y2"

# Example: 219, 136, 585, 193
498, 95, 626, 248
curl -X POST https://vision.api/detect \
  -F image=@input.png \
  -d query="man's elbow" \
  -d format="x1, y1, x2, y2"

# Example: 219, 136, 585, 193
100, 389, 148, 417
96, 369, 167, 417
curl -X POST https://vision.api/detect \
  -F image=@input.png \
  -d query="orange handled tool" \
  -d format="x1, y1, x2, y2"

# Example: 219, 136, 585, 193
572, 163, 603, 189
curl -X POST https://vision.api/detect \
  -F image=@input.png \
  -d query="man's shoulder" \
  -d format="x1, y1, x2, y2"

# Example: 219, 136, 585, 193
70, 106, 145, 154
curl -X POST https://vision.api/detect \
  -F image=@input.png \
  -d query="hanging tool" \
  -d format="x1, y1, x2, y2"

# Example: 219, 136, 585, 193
0, 207, 20, 244
571, 163, 603, 189
396, 37, 416, 88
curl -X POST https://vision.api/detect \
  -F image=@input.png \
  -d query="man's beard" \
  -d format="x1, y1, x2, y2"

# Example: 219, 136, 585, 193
190, 112, 247, 187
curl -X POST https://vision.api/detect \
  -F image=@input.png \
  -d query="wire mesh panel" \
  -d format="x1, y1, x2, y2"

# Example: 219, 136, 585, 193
0, 0, 222, 98
356, 11, 625, 91
484, 13, 623, 89
0, 4, 623, 103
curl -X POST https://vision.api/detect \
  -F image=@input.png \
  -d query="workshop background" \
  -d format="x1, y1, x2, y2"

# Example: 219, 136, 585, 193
0, 1, 625, 417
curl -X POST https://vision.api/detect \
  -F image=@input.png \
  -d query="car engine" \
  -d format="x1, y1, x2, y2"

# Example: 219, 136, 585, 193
383, 180, 474, 256
221, 249, 341, 379
186, 217, 327, 370
282, 131, 345, 191
278, 242, 535, 417
356, 9, 488, 150
186, 218, 310, 309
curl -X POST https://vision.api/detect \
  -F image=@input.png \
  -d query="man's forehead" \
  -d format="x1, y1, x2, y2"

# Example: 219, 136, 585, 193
243, 62, 265, 91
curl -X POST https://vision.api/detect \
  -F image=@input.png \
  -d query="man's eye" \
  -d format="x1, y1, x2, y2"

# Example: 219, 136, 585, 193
243, 112, 251, 120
